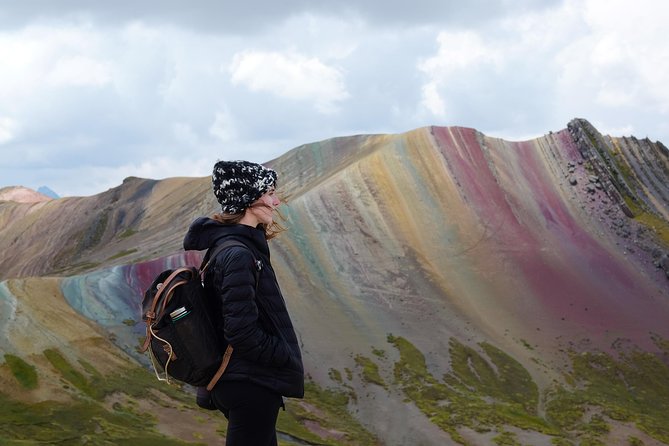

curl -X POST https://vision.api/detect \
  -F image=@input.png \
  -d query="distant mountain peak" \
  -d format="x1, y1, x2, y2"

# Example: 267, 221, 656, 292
37, 186, 60, 199
0, 186, 53, 203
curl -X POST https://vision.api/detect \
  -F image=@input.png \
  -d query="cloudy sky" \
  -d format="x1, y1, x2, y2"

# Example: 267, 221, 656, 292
1, 0, 667, 197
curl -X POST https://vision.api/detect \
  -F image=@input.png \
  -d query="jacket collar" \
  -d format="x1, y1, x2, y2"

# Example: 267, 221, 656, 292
183, 216, 269, 256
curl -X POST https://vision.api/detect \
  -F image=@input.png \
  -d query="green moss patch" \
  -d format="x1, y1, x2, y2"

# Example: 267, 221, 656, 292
4, 354, 38, 390
635, 210, 669, 248
5, 350, 382, 445
0, 355, 203, 445
354, 354, 386, 389
5, 335, 668, 446
44, 348, 101, 399
107, 248, 138, 261
42, 348, 190, 404
546, 349, 669, 444
386, 335, 669, 445
329, 368, 343, 384
0, 392, 200, 445
387, 334, 556, 444
493, 431, 521, 445
372, 348, 386, 359
119, 228, 139, 239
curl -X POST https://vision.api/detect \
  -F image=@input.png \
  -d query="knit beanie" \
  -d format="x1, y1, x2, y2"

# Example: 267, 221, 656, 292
212, 160, 277, 214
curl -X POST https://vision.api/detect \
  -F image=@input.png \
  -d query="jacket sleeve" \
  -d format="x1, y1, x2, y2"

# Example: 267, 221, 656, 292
213, 247, 291, 368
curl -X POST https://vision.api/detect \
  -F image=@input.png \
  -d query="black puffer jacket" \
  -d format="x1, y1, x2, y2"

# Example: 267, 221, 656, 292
183, 217, 304, 398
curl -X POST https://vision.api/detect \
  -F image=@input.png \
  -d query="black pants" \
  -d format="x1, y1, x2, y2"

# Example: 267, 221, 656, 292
211, 380, 283, 446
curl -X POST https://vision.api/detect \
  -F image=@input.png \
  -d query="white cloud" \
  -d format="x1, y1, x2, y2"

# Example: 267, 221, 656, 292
0, 24, 112, 98
229, 50, 350, 113
420, 82, 446, 118
119, 156, 212, 181
1, 1, 669, 196
420, 31, 499, 77
556, 0, 669, 113
209, 109, 238, 143
0, 30, 49, 102
415, 0, 669, 141
0, 117, 18, 144
595, 82, 637, 108
173, 122, 200, 147
47, 55, 112, 86
417, 31, 502, 121
594, 122, 635, 137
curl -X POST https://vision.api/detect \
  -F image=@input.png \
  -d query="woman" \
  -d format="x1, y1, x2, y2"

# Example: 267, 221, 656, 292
183, 160, 304, 446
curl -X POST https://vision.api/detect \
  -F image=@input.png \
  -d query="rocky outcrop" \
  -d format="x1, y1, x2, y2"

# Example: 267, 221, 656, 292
567, 118, 636, 217
567, 118, 669, 279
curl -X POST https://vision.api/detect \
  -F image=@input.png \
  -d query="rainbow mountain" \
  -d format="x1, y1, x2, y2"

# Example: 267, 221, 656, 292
1, 118, 668, 445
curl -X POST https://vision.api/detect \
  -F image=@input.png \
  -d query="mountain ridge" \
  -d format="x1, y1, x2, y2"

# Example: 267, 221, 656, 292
1, 119, 669, 445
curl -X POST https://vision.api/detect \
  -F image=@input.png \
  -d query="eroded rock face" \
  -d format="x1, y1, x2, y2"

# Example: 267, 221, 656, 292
655, 253, 669, 278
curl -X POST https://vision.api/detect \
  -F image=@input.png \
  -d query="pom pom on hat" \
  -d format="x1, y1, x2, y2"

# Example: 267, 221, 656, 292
212, 160, 277, 214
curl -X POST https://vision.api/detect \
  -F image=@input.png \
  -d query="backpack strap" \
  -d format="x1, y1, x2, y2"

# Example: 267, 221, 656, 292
140, 266, 194, 353
206, 344, 233, 391
200, 239, 261, 282
200, 239, 261, 391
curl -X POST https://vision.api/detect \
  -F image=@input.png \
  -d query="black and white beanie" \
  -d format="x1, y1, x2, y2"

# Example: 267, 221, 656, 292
212, 160, 277, 214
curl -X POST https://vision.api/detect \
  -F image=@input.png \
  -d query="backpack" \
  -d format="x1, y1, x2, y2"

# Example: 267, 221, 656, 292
140, 240, 259, 391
